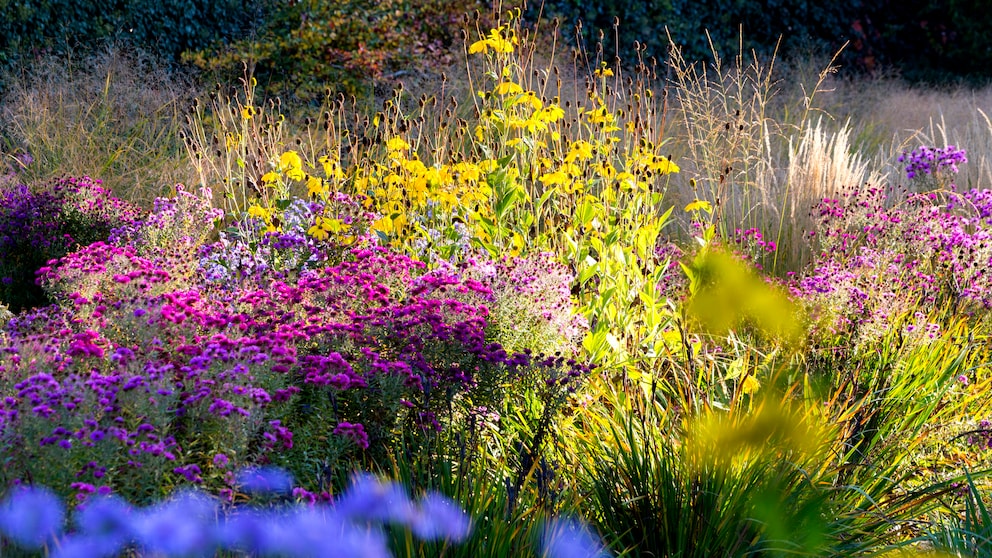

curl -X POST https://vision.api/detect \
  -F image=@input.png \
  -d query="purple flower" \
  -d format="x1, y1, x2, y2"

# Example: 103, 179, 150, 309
333, 421, 370, 449
0, 485, 65, 549
212, 453, 230, 469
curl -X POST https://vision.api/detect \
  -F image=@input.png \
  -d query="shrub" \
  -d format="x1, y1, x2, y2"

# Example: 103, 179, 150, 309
534, 0, 992, 83
183, 0, 496, 104
0, 0, 267, 74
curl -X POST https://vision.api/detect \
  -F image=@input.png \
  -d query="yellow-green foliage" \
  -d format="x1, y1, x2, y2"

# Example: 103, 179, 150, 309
683, 247, 804, 346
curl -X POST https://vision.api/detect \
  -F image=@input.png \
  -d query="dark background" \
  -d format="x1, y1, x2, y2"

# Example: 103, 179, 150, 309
1, 0, 991, 92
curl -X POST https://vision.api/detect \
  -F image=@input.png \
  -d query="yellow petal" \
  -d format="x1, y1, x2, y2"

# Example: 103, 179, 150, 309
741, 375, 760, 395
386, 137, 411, 152
468, 39, 488, 55
287, 168, 306, 182
495, 81, 523, 96
279, 151, 303, 172
684, 199, 712, 214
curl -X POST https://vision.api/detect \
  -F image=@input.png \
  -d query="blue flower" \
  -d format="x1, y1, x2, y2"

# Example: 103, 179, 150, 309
541, 517, 611, 558
334, 474, 415, 524
0, 485, 65, 550
409, 492, 472, 542
234, 466, 294, 496
130, 489, 218, 557
73, 495, 133, 555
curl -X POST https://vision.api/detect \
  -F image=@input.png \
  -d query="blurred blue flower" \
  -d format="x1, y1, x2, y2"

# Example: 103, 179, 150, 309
72, 495, 133, 556
541, 517, 611, 558
235, 466, 294, 496
409, 492, 472, 542
215, 508, 283, 555
334, 474, 415, 524
130, 489, 217, 557
0, 485, 65, 550
51, 534, 121, 558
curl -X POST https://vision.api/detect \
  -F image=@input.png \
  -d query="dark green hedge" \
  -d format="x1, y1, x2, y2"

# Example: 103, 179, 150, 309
0, 0, 269, 74
534, 0, 992, 84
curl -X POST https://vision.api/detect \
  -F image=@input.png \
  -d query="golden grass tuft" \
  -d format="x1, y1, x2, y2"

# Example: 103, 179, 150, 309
0, 44, 195, 206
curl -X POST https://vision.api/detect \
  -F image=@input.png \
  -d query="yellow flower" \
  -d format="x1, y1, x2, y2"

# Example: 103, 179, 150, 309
386, 136, 411, 152
495, 81, 524, 96
307, 224, 329, 241
594, 161, 616, 179
307, 176, 326, 198
468, 26, 517, 55
539, 170, 569, 187
261, 171, 280, 184
288, 168, 306, 182
279, 151, 303, 172
565, 140, 594, 163
248, 205, 272, 221
319, 156, 345, 180
538, 104, 565, 123
241, 105, 256, 120
453, 162, 481, 183
585, 106, 612, 125
684, 199, 713, 214
650, 155, 681, 175
741, 374, 760, 395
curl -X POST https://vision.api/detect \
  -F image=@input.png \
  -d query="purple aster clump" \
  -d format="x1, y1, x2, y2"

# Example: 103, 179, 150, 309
0, 176, 143, 312
109, 185, 222, 251
899, 145, 968, 188
1, 177, 594, 510
417, 251, 588, 355
795, 154, 992, 348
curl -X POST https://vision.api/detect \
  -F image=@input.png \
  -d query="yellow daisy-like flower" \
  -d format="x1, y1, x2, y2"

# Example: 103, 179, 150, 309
307, 175, 326, 198
741, 374, 760, 395
684, 199, 713, 214
286, 168, 306, 182
386, 137, 411, 152
319, 156, 345, 181
279, 151, 303, 172
565, 140, 594, 163
539, 170, 569, 187
537, 104, 565, 123
261, 171, 280, 184
307, 224, 329, 241
494, 81, 524, 96
468, 26, 517, 55
650, 156, 680, 175
247, 205, 272, 221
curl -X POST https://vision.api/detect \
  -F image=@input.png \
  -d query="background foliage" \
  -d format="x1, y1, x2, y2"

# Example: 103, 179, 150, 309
0, 0, 268, 83
535, 0, 992, 84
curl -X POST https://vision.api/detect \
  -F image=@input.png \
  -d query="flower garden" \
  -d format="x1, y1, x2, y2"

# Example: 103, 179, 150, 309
1, 7, 992, 558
